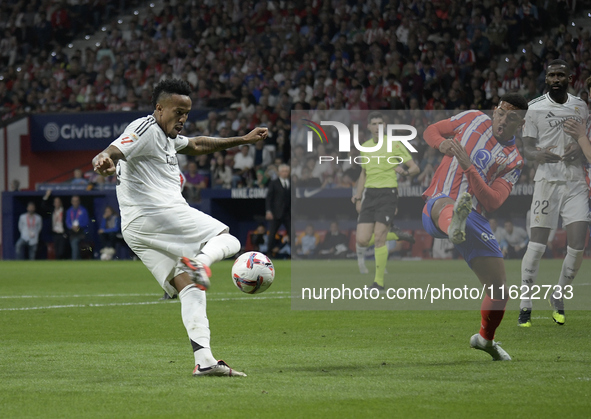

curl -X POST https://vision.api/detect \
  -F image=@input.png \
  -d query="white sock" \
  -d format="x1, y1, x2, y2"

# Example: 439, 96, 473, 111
553, 246, 583, 299
476, 334, 491, 346
195, 233, 241, 267
179, 284, 217, 367
520, 242, 546, 310
356, 243, 368, 273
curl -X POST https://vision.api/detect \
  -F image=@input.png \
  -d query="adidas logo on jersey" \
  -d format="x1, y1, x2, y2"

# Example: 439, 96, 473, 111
545, 111, 555, 119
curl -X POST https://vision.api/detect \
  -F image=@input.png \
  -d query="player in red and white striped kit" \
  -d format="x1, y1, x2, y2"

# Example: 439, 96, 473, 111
422, 93, 529, 360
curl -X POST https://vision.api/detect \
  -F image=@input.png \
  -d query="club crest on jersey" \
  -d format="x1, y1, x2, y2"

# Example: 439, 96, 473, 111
495, 153, 508, 166
495, 153, 509, 172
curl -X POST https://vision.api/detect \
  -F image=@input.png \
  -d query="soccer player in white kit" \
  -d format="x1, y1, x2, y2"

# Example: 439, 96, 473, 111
92, 79, 268, 376
518, 60, 589, 327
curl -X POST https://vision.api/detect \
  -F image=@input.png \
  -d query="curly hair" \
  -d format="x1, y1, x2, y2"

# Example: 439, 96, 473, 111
151, 79, 192, 109
499, 93, 528, 111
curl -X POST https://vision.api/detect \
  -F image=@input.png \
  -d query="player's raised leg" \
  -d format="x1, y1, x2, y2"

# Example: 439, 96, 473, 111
427, 193, 472, 244
469, 257, 511, 361
181, 232, 241, 290
448, 193, 472, 244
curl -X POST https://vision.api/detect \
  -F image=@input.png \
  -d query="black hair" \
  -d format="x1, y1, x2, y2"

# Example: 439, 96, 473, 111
499, 93, 528, 111
548, 59, 569, 69
151, 79, 191, 109
367, 111, 385, 123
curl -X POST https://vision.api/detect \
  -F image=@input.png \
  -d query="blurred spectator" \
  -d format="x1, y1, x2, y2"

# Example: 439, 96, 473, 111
252, 140, 273, 170
317, 222, 349, 259
499, 220, 529, 259
471, 29, 491, 70
9, 179, 20, 191
489, 218, 505, 241
503, 2, 522, 53
183, 161, 208, 202
70, 169, 88, 186
98, 206, 121, 261
66, 195, 89, 260
41, 189, 68, 259
266, 164, 291, 257
210, 154, 233, 189
250, 224, 269, 254
456, 39, 476, 83
15, 201, 42, 260
195, 154, 211, 176
275, 234, 291, 260
519, 0, 539, 39
253, 169, 268, 189
232, 144, 254, 188
296, 224, 319, 258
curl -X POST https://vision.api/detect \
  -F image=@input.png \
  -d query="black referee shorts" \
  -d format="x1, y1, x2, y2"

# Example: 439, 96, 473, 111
357, 188, 398, 226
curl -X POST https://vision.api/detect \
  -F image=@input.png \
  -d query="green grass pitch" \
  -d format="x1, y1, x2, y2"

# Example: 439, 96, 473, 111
1, 259, 590, 418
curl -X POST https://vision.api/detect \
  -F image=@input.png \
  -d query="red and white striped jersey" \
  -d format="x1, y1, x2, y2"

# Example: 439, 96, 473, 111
423, 110, 524, 213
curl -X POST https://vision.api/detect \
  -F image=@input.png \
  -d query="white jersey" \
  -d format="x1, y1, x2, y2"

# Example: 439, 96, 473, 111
523, 93, 589, 182
110, 115, 189, 230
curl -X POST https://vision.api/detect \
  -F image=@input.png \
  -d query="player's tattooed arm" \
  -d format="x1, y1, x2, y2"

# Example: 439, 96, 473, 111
93, 145, 125, 176
180, 127, 268, 155
522, 136, 562, 163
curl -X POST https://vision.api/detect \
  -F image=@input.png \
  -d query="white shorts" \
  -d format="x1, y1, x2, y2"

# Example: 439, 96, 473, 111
122, 205, 228, 296
529, 179, 590, 229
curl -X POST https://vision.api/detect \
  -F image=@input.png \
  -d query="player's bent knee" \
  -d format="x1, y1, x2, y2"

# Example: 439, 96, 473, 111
219, 233, 241, 258
356, 239, 370, 247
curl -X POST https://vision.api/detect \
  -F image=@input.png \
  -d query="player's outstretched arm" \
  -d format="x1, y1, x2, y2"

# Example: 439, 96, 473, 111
180, 127, 268, 156
92, 145, 125, 176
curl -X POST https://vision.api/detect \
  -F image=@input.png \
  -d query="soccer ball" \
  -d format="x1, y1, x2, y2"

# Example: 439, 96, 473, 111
231, 252, 275, 294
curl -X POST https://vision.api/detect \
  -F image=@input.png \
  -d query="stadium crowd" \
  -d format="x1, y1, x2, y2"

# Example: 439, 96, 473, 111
0, 0, 587, 196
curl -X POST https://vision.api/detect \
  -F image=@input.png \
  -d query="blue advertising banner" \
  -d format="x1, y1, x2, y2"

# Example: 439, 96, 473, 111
30, 110, 211, 151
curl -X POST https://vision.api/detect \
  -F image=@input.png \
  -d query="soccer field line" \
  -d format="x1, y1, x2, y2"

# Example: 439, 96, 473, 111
0, 290, 292, 299
0, 294, 293, 311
